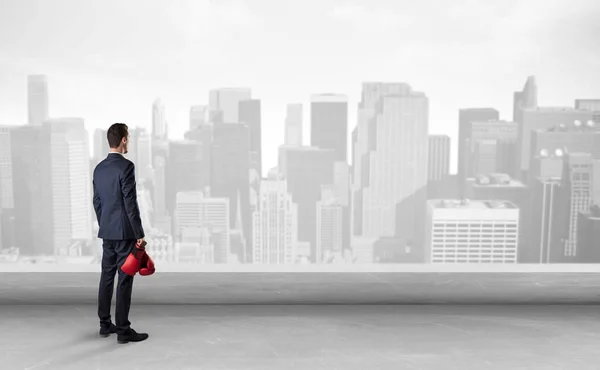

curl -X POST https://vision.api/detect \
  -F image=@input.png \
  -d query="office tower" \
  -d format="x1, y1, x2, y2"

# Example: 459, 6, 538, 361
458, 108, 500, 180
352, 83, 420, 238
310, 94, 348, 162
285, 103, 303, 146
211, 123, 251, 249
252, 170, 297, 264
528, 152, 564, 263
128, 128, 153, 182
190, 105, 208, 130
152, 156, 168, 233
557, 153, 599, 260
278, 146, 336, 262
463, 173, 529, 260
166, 140, 211, 216
44, 118, 93, 255
28, 75, 49, 126
460, 120, 518, 180
93, 128, 108, 163
513, 76, 538, 123
11, 126, 46, 255
575, 99, 600, 117
0, 127, 14, 251
239, 99, 262, 175
332, 161, 350, 250
174, 191, 229, 263
209, 88, 252, 124
577, 205, 600, 263
530, 121, 600, 163
152, 98, 168, 139
425, 199, 519, 264
428, 135, 450, 182
361, 84, 429, 245
316, 185, 343, 264
517, 109, 593, 179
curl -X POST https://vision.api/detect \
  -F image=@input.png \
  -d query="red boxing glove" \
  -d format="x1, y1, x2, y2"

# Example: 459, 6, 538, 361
121, 240, 147, 276
139, 253, 155, 276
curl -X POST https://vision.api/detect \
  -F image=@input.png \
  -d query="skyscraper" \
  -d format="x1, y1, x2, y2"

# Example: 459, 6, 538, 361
0, 126, 14, 251
209, 88, 252, 124
44, 118, 93, 255
310, 94, 348, 162
457, 108, 500, 180
93, 128, 108, 164
517, 108, 594, 179
361, 84, 429, 245
166, 140, 211, 216
425, 199, 519, 264
252, 170, 297, 264
239, 99, 262, 175
11, 125, 46, 255
174, 191, 229, 263
278, 146, 336, 262
428, 135, 450, 182
152, 98, 167, 139
211, 122, 251, 250
316, 185, 343, 264
28, 75, 49, 126
190, 105, 208, 130
557, 153, 599, 260
285, 103, 303, 146
128, 127, 153, 182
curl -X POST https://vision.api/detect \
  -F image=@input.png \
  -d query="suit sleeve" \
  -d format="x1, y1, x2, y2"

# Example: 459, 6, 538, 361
121, 162, 145, 239
92, 178, 102, 224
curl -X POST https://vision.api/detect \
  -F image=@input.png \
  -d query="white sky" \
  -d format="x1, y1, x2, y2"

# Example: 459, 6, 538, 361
0, 0, 599, 174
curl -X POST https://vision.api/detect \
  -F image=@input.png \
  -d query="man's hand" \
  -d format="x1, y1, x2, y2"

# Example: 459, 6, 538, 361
137, 238, 145, 247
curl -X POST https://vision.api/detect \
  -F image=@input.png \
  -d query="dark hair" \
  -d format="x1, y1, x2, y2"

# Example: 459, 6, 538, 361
107, 123, 128, 148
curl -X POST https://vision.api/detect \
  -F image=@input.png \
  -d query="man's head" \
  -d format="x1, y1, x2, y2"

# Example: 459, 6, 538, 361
107, 123, 130, 154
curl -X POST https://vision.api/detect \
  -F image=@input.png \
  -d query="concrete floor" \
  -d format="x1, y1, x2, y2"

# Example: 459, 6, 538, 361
2, 305, 600, 370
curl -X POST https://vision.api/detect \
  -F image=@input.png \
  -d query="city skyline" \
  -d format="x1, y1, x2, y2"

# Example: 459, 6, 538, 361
1, 0, 600, 174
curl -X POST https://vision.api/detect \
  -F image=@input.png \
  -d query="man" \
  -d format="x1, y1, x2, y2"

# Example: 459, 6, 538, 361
93, 123, 149, 344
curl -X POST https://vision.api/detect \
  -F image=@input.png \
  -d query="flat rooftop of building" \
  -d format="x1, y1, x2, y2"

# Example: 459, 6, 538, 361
429, 199, 517, 210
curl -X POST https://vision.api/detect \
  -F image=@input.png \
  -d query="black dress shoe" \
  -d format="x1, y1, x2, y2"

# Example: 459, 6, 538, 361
117, 328, 149, 344
99, 323, 117, 337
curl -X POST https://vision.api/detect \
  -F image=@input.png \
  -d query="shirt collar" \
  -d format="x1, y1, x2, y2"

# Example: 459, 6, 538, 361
108, 151, 124, 157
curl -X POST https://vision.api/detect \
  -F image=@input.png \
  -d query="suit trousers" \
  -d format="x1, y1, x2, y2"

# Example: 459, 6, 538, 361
98, 239, 136, 334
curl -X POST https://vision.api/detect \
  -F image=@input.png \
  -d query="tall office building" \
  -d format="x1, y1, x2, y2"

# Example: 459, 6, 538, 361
128, 128, 153, 182
166, 140, 211, 216
209, 88, 252, 124
93, 128, 109, 164
174, 191, 229, 263
0, 127, 14, 251
190, 105, 208, 130
316, 185, 343, 264
28, 75, 49, 126
285, 103, 303, 146
428, 135, 450, 182
152, 98, 168, 139
11, 126, 46, 255
152, 156, 168, 232
252, 170, 297, 264
513, 76, 538, 124
530, 121, 600, 163
425, 199, 519, 264
211, 123, 251, 248
516, 107, 593, 179
310, 94, 348, 162
577, 205, 600, 263
460, 120, 518, 180
351, 82, 424, 239
458, 108, 500, 180
278, 146, 336, 262
557, 153, 599, 260
44, 118, 93, 255
239, 99, 262, 175
361, 84, 429, 244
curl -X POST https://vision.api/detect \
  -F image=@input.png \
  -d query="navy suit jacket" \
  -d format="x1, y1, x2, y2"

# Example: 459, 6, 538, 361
93, 153, 145, 241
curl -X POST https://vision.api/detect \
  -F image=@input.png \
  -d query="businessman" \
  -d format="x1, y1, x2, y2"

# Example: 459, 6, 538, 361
93, 123, 149, 344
